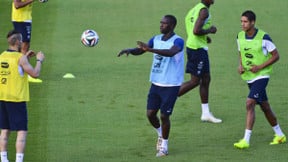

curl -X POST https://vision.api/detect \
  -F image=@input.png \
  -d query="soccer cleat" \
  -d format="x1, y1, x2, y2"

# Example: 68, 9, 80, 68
156, 147, 168, 157
234, 139, 249, 149
28, 76, 43, 83
270, 134, 286, 145
156, 136, 163, 151
201, 112, 222, 123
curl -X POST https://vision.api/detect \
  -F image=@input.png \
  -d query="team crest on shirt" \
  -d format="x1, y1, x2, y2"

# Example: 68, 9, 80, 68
1, 62, 9, 68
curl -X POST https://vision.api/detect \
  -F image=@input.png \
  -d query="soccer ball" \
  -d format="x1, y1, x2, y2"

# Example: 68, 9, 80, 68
81, 29, 99, 47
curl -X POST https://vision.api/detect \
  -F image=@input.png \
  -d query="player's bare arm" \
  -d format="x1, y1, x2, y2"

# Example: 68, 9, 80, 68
194, 8, 217, 35
117, 48, 145, 57
250, 49, 279, 73
14, 0, 34, 9
19, 51, 44, 78
25, 50, 35, 58
238, 54, 245, 74
137, 41, 181, 57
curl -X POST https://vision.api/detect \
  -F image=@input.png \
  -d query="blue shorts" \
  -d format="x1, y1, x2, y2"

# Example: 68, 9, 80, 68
12, 22, 32, 42
147, 84, 180, 115
185, 47, 210, 77
248, 78, 269, 104
0, 101, 28, 131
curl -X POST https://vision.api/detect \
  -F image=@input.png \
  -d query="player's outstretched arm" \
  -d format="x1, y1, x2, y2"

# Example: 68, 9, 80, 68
117, 48, 145, 57
137, 41, 181, 57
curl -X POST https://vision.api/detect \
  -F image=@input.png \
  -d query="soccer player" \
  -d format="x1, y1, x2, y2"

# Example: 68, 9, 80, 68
12, 0, 45, 83
234, 10, 286, 149
179, 0, 222, 123
118, 15, 184, 157
0, 30, 45, 162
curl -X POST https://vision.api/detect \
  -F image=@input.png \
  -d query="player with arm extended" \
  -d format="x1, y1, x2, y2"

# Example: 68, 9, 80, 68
118, 15, 184, 157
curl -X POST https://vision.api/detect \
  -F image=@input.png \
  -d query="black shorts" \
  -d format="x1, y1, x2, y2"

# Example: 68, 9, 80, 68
185, 47, 210, 77
147, 84, 180, 116
12, 21, 32, 42
0, 101, 28, 131
248, 78, 269, 104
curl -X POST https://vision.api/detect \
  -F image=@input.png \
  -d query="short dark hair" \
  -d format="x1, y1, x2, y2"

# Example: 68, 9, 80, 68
164, 14, 177, 27
6, 30, 22, 46
7, 29, 20, 39
242, 10, 256, 22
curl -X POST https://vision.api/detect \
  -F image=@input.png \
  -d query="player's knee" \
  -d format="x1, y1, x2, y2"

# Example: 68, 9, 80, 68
146, 110, 156, 119
0, 130, 9, 139
201, 75, 211, 86
160, 114, 169, 122
246, 99, 256, 110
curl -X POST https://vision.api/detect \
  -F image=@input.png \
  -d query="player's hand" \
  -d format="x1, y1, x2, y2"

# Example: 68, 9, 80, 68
207, 36, 212, 44
36, 51, 45, 62
137, 41, 149, 51
250, 65, 260, 73
209, 26, 217, 34
117, 49, 131, 57
238, 65, 245, 74
25, 50, 35, 58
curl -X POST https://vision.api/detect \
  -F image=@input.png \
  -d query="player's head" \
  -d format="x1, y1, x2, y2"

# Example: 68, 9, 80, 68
160, 15, 177, 34
241, 10, 256, 32
202, 0, 215, 7
242, 10, 256, 22
7, 30, 22, 51
164, 15, 177, 27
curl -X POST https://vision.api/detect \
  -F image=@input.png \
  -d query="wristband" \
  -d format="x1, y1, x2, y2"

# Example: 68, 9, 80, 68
37, 59, 43, 63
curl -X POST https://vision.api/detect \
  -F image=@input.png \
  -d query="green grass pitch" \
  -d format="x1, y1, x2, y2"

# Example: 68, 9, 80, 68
0, 0, 288, 161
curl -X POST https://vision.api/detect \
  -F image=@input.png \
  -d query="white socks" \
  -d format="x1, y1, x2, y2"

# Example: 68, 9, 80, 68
16, 153, 24, 162
0, 152, 24, 162
273, 124, 285, 137
155, 127, 162, 137
244, 129, 252, 144
0, 152, 8, 162
161, 139, 168, 151
242, 124, 285, 144
201, 103, 210, 114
